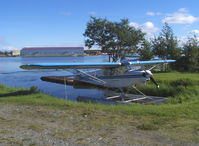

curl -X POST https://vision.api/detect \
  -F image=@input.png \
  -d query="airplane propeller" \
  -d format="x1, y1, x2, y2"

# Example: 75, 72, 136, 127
150, 76, 159, 88
145, 70, 159, 88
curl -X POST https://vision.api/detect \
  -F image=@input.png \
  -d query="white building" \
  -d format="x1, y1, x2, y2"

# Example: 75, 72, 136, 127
11, 50, 20, 56
20, 47, 84, 56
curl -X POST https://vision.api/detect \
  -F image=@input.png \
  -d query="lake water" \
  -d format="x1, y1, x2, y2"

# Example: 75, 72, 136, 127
0, 56, 109, 100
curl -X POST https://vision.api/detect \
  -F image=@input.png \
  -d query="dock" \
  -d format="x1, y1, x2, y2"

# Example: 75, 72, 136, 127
106, 94, 168, 104
77, 94, 167, 104
41, 76, 167, 104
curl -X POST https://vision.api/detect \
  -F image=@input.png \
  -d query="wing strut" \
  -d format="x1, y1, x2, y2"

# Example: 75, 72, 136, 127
76, 70, 106, 85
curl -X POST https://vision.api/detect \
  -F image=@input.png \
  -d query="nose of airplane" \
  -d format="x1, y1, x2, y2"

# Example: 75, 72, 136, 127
145, 70, 159, 88
145, 70, 153, 76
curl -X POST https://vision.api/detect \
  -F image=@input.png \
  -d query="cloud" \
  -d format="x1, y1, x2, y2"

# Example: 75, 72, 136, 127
178, 36, 199, 46
189, 29, 199, 34
129, 22, 140, 28
142, 22, 159, 33
162, 8, 199, 24
0, 36, 5, 45
162, 13, 199, 24
178, 8, 188, 13
178, 36, 188, 45
0, 37, 19, 51
146, 11, 162, 16
0, 46, 19, 51
61, 12, 72, 16
89, 11, 96, 16
129, 21, 159, 37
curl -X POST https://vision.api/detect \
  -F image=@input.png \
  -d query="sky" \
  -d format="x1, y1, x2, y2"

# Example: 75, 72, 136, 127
0, 0, 199, 51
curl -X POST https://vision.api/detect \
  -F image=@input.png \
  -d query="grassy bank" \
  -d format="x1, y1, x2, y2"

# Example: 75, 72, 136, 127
0, 72, 199, 145
127, 72, 199, 103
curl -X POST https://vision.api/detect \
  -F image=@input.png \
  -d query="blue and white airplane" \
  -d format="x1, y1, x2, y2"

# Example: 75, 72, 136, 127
21, 59, 175, 99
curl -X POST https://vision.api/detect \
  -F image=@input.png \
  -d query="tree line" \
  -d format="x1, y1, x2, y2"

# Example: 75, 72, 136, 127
84, 17, 199, 72
0, 51, 12, 56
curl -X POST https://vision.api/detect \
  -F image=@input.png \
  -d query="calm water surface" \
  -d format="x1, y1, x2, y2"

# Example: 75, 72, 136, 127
0, 56, 109, 100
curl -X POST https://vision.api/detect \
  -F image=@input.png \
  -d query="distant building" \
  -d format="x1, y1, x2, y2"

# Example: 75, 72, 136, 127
11, 50, 20, 56
20, 47, 84, 56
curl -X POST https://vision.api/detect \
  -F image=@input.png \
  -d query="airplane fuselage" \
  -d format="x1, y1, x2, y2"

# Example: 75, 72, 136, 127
75, 70, 150, 88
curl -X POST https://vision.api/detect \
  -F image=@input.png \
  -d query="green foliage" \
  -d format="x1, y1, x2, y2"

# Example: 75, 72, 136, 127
170, 78, 194, 87
151, 24, 198, 73
152, 23, 181, 71
29, 86, 40, 94
83, 17, 198, 73
152, 23, 181, 60
127, 72, 199, 104
139, 39, 154, 60
128, 83, 182, 97
84, 17, 145, 62
179, 35, 199, 72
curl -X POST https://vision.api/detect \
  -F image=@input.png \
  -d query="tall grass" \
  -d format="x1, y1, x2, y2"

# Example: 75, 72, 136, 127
127, 72, 199, 103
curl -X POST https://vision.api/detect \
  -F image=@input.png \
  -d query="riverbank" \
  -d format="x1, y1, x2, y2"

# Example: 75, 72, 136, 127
0, 72, 199, 145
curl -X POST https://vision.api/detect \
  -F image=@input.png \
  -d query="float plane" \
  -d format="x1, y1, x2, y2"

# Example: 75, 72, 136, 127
21, 59, 175, 100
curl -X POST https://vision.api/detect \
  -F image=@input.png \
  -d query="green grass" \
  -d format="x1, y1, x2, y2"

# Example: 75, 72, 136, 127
0, 72, 199, 142
127, 72, 199, 103
154, 72, 199, 81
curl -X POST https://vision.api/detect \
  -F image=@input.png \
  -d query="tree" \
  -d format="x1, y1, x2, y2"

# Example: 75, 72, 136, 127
84, 17, 145, 62
181, 35, 199, 72
152, 23, 180, 60
152, 23, 181, 71
139, 39, 154, 60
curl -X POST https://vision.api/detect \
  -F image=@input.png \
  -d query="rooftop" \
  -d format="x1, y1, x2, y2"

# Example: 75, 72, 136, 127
22, 47, 84, 50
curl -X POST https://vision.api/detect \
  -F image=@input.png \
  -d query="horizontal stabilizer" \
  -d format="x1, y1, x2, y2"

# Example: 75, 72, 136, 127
129, 60, 176, 65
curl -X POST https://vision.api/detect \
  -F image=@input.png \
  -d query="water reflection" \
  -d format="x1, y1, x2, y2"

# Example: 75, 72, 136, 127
0, 56, 108, 100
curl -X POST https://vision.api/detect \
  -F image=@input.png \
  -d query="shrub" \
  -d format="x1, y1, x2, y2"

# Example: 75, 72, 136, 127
170, 78, 194, 87
29, 86, 40, 94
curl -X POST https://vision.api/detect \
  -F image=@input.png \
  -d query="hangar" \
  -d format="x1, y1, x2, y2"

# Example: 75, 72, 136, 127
20, 47, 84, 56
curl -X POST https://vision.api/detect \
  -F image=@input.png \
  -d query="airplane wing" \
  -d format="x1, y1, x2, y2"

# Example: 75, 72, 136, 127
20, 62, 122, 69
20, 60, 175, 69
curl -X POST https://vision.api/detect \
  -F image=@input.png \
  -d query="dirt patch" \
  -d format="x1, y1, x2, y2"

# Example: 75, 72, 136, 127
0, 103, 198, 145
